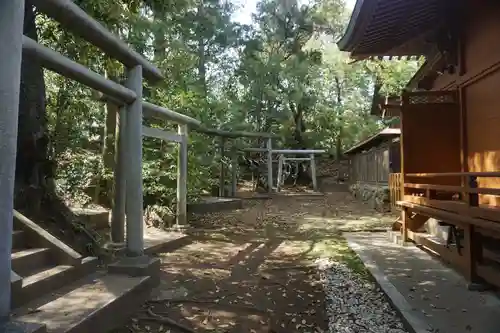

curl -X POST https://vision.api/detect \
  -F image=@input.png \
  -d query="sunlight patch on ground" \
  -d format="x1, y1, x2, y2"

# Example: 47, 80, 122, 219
297, 214, 394, 233
261, 237, 368, 276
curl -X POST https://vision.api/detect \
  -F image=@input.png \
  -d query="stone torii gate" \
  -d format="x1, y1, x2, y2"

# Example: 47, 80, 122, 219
0, 1, 277, 328
0, 0, 193, 327
243, 148, 326, 192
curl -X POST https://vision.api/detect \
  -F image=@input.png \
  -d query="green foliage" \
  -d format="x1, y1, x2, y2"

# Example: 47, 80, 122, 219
36, 0, 419, 220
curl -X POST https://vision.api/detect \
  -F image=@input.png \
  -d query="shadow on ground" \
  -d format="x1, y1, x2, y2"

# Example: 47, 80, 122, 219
114, 189, 396, 333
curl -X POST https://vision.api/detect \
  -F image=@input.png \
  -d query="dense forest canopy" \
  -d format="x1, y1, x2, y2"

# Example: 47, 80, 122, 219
18, 0, 420, 237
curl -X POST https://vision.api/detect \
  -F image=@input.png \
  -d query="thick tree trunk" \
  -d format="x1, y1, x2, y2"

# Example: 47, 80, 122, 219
15, 2, 99, 256
15, 2, 50, 210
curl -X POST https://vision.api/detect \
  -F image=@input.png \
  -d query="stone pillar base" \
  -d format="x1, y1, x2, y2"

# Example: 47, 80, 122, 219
108, 255, 161, 287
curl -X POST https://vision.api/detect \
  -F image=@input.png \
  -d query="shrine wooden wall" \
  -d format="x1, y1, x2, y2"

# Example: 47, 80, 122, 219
401, 96, 461, 186
430, 3, 500, 205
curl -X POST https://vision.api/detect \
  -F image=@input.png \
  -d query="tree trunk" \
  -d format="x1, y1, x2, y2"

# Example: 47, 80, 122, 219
197, 2, 207, 97
288, 101, 310, 185
334, 76, 343, 159
94, 74, 118, 206
15, 2, 99, 256
15, 1, 50, 210
289, 101, 306, 149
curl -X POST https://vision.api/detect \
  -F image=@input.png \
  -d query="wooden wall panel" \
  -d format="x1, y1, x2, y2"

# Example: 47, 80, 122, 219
389, 142, 401, 173
463, 3, 500, 74
349, 146, 391, 184
422, 4, 500, 206
465, 70, 500, 205
402, 101, 461, 186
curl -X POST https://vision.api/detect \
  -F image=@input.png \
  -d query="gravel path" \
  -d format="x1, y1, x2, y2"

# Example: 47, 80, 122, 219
317, 259, 408, 333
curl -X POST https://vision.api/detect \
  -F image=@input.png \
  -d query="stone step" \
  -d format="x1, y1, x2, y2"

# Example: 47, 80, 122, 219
17, 274, 152, 333
12, 248, 51, 276
13, 229, 25, 250
13, 257, 98, 309
72, 208, 110, 230
386, 230, 412, 246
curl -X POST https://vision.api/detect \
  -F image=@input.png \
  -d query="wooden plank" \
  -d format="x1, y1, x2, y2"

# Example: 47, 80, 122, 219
403, 195, 500, 222
482, 247, 500, 264
462, 224, 478, 282
398, 199, 500, 232
402, 207, 408, 241
407, 172, 500, 177
389, 173, 402, 210
142, 126, 182, 143
400, 93, 407, 207
458, 85, 468, 204
408, 231, 468, 277
404, 183, 500, 196
476, 264, 500, 288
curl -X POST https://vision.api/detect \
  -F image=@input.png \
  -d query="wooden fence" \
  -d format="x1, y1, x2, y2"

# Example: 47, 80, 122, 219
350, 145, 390, 184
389, 173, 402, 210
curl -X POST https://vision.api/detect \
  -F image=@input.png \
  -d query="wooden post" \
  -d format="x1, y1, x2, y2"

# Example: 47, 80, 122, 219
176, 124, 188, 226
310, 153, 318, 191
402, 207, 409, 242
277, 154, 284, 192
219, 137, 225, 197
468, 176, 478, 207
0, 0, 24, 321
124, 65, 144, 257
111, 105, 127, 244
400, 93, 407, 238
267, 138, 273, 193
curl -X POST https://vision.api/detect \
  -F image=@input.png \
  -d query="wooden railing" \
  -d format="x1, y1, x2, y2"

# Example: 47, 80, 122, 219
400, 172, 500, 287
389, 173, 402, 210
402, 172, 500, 225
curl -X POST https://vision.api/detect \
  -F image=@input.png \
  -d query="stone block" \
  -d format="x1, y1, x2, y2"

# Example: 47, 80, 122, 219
72, 208, 110, 230
108, 255, 161, 287
350, 183, 391, 212
425, 218, 450, 241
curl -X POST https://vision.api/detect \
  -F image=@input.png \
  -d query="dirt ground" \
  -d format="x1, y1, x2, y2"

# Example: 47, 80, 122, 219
115, 186, 397, 333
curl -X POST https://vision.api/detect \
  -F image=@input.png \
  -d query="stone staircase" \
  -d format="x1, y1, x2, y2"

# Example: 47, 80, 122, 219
14, 273, 152, 333
11, 211, 99, 309
10, 211, 158, 333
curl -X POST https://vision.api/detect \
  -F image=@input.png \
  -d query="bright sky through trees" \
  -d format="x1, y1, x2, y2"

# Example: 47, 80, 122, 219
233, 0, 357, 24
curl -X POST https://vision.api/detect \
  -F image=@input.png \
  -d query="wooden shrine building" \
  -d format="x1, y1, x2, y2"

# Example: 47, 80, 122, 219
339, 0, 500, 288
345, 128, 401, 211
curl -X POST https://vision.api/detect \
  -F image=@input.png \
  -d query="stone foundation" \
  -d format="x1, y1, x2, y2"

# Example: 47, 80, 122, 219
350, 183, 391, 212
